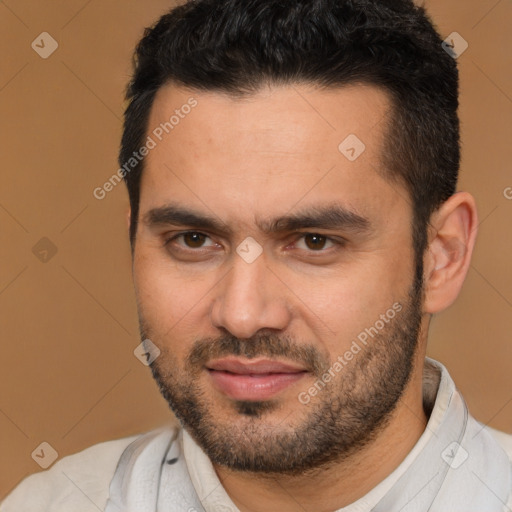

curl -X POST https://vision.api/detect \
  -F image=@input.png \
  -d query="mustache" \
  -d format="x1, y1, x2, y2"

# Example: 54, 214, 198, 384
186, 333, 329, 377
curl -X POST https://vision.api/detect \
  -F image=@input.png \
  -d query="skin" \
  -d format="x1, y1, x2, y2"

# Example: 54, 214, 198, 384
130, 82, 478, 511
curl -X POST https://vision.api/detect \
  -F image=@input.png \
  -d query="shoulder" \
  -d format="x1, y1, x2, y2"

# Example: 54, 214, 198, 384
487, 425, 512, 460
0, 432, 145, 512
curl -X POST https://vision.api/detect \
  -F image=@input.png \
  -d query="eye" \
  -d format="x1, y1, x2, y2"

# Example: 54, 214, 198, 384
165, 231, 217, 250
163, 231, 344, 257
294, 233, 339, 251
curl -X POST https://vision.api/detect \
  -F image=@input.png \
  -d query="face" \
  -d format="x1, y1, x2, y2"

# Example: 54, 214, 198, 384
132, 83, 424, 474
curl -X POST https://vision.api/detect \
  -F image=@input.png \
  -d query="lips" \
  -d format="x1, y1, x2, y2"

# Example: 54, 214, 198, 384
206, 358, 307, 401
207, 358, 306, 375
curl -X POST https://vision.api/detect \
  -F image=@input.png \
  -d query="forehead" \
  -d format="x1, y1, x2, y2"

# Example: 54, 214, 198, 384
139, 82, 408, 229
148, 81, 390, 156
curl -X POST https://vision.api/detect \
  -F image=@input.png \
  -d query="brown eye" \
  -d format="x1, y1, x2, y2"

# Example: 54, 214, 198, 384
165, 232, 216, 251
302, 234, 330, 251
182, 232, 208, 248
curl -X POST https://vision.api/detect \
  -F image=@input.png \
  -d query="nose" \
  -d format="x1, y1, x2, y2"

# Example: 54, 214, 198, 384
210, 250, 292, 339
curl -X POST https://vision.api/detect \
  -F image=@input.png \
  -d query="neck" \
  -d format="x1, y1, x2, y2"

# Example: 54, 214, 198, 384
213, 358, 428, 512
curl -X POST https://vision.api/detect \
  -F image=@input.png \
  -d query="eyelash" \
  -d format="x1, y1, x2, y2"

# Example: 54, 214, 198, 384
163, 231, 344, 254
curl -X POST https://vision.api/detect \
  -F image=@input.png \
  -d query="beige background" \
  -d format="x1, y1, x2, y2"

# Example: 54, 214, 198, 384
0, 0, 511, 499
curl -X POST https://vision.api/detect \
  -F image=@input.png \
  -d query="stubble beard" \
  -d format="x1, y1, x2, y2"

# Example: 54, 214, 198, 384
142, 274, 424, 475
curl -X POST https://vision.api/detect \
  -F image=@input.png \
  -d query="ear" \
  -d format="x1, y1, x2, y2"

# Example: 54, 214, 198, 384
423, 192, 478, 314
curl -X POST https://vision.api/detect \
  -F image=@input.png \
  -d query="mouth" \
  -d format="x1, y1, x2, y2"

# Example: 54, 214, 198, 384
206, 358, 308, 401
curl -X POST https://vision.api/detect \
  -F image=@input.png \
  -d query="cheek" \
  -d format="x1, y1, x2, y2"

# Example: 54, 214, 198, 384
292, 256, 412, 356
133, 250, 216, 346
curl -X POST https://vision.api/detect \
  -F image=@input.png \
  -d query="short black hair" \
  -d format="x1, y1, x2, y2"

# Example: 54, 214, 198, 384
121, 0, 459, 265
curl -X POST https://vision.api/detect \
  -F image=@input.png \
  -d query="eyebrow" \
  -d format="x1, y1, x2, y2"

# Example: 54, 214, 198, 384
143, 202, 371, 236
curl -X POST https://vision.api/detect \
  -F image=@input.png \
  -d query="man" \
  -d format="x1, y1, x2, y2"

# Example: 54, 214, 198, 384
2, 0, 511, 510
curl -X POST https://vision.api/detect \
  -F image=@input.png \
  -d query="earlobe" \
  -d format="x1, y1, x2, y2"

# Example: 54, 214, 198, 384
423, 192, 478, 314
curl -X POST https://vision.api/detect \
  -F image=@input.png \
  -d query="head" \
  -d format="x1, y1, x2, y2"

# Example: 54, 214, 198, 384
121, 0, 478, 474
